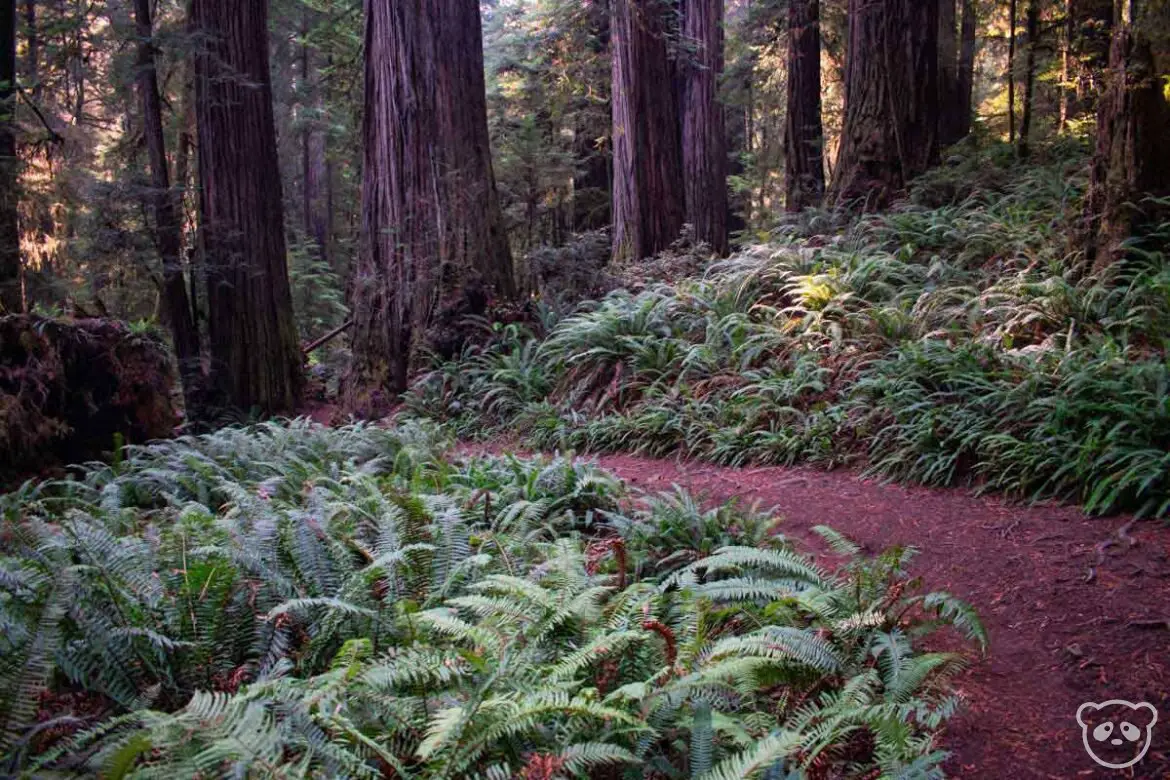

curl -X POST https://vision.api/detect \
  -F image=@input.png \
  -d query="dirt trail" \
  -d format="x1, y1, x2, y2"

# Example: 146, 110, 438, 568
504, 450, 1170, 778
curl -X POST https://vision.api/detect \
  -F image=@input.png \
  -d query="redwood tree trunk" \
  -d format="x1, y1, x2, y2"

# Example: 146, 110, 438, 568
937, 0, 962, 145
785, 0, 825, 211
957, 0, 976, 138
828, 0, 940, 209
192, 0, 302, 415
1008, 0, 1017, 143
611, 0, 685, 262
1018, 0, 1039, 158
681, 0, 728, 254
0, 0, 19, 313
134, 0, 203, 413
348, 0, 515, 413
1083, 3, 1170, 270
299, 21, 331, 270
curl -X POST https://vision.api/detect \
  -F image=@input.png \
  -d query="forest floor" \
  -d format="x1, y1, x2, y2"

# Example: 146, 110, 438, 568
460, 442, 1170, 778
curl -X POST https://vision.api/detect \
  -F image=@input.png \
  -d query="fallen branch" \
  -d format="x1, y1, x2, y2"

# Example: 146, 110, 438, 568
302, 319, 353, 356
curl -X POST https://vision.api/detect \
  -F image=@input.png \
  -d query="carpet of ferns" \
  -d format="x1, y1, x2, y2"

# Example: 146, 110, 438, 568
0, 421, 984, 778
404, 142, 1170, 518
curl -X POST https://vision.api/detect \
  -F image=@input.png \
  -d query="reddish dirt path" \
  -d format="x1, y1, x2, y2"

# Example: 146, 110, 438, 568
490, 449, 1170, 778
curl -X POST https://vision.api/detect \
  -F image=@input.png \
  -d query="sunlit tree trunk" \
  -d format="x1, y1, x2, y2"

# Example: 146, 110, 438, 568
0, 0, 19, 313
1008, 0, 1017, 143
134, 0, 202, 412
681, 0, 728, 254
785, 0, 825, 211
611, 0, 685, 262
828, 0, 940, 210
1018, 0, 1039, 158
957, 0, 977, 138
1084, 0, 1170, 270
348, 0, 514, 413
192, 0, 302, 415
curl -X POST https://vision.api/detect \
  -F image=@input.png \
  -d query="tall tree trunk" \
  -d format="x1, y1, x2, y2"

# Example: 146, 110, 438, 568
611, 0, 685, 262
681, 0, 728, 254
299, 16, 331, 270
192, 0, 302, 415
828, 0, 940, 210
937, 0, 962, 145
1060, 0, 1071, 131
1008, 0, 1017, 143
24, 0, 38, 101
1018, 0, 1039, 158
347, 0, 515, 413
134, 0, 203, 412
784, 0, 825, 211
0, 0, 19, 313
573, 0, 611, 232
1083, 0, 1170, 271
1068, 0, 1113, 118
956, 0, 977, 138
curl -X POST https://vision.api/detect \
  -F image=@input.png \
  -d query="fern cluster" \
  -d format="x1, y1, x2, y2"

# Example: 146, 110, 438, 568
1, 421, 982, 778
401, 143, 1170, 517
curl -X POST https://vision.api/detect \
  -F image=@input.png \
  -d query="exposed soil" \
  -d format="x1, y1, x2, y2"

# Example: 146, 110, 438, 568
469, 446, 1170, 779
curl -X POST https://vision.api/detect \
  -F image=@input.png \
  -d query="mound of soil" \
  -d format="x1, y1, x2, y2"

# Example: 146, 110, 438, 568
0, 315, 177, 476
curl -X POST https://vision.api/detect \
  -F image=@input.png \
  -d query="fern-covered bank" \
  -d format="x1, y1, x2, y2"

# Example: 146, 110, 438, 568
0, 420, 983, 778
403, 143, 1170, 518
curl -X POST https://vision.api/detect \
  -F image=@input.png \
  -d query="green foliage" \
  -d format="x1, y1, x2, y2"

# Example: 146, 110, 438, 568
402, 145, 1170, 518
0, 421, 980, 778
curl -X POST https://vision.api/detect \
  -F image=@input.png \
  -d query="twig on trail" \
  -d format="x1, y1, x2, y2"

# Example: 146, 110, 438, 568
1125, 618, 1170, 631
1085, 519, 1141, 583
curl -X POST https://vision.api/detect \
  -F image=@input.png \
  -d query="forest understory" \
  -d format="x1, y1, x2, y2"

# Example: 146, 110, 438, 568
4, 0, 1170, 777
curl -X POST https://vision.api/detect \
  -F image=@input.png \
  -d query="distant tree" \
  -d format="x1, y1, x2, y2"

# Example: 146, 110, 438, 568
348, 0, 514, 413
192, 0, 302, 415
784, 0, 826, 211
133, 0, 202, 412
938, 0, 961, 145
0, 0, 19, 313
957, 0, 977, 139
1084, 0, 1170, 270
1017, 0, 1040, 158
681, 0, 729, 254
1008, 0, 1017, 143
611, 0, 685, 262
1065, 0, 1113, 123
828, 0, 940, 209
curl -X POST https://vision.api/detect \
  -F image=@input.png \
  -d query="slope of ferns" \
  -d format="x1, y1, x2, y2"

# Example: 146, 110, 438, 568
0, 421, 983, 778
404, 142, 1170, 517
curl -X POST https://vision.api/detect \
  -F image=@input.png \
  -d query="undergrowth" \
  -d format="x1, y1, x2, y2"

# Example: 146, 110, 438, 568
403, 142, 1170, 518
0, 420, 984, 778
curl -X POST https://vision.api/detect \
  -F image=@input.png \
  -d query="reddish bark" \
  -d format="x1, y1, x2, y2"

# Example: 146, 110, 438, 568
347, 0, 514, 413
681, 0, 728, 254
827, 0, 940, 210
785, 0, 826, 211
0, 0, 19, 313
611, 0, 685, 262
192, 0, 303, 415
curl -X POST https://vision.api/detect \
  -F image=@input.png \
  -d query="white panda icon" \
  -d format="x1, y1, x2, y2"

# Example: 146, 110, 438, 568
1076, 699, 1159, 769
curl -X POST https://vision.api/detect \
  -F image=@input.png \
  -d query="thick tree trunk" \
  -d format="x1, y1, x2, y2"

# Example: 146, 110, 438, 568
1018, 0, 1039, 158
192, 0, 302, 415
23, 0, 37, 101
134, 0, 203, 413
937, 0, 962, 145
1083, 4, 1170, 271
1068, 0, 1113, 118
827, 0, 940, 210
573, 0, 611, 232
1008, 0, 1017, 143
957, 0, 976, 138
611, 0, 685, 262
348, 0, 515, 414
681, 0, 728, 254
785, 0, 825, 211
0, 0, 19, 313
